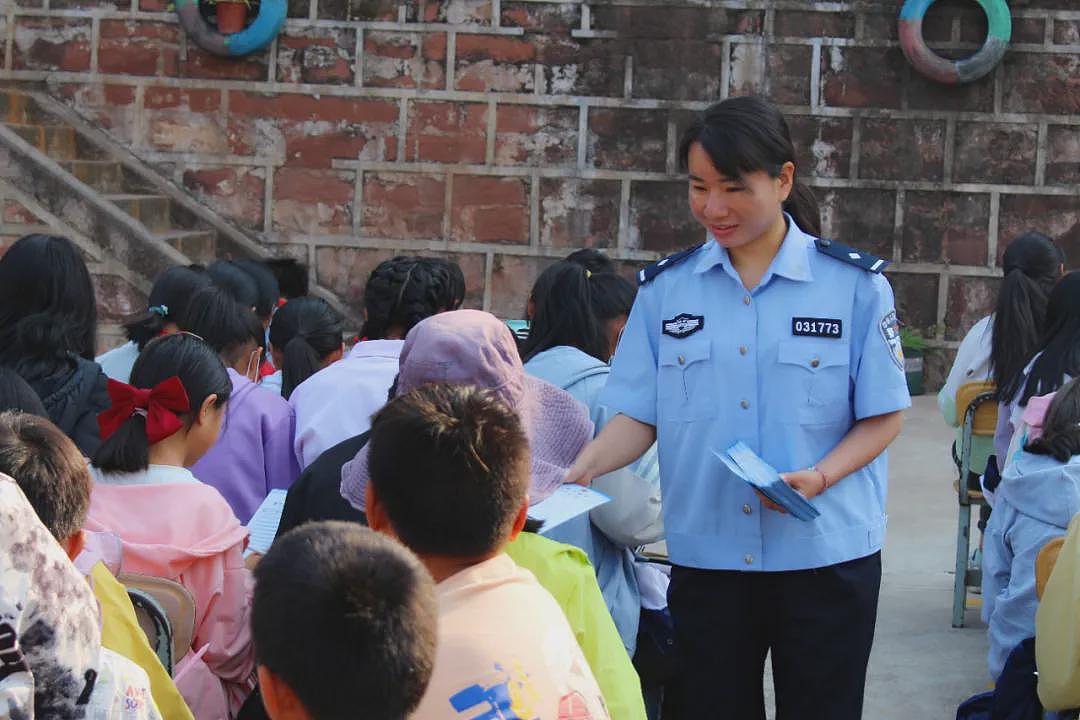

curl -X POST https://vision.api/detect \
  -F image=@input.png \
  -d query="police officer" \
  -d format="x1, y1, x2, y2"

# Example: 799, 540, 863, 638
565, 96, 911, 719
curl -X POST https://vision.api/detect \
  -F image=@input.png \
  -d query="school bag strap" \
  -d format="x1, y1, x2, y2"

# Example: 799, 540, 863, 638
637, 243, 706, 286
813, 238, 889, 274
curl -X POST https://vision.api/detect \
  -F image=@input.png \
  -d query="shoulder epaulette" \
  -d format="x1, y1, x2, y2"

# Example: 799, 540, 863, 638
813, 238, 889, 274
637, 243, 705, 286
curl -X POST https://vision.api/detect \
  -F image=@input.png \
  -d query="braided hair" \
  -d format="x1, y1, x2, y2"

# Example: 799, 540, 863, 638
361, 257, 457, 340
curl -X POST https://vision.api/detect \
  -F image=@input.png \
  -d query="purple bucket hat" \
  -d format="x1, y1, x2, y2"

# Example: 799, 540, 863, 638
340, 309, 594, 510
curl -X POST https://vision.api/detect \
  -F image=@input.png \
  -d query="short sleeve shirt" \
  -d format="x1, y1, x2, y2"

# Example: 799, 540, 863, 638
600, 219, 911, 571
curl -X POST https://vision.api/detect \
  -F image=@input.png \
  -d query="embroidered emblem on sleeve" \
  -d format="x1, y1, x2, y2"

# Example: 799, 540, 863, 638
879, 310, 905, 370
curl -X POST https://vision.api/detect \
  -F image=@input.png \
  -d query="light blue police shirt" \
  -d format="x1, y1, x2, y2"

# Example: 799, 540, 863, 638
600, 219, 911, 571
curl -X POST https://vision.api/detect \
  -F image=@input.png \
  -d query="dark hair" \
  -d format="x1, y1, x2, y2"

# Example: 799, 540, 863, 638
265, 258, 309, 300
234, 259, 281, 321
1025, 378, 1080, 462
123, 266, 213, 351
431, 258, 466, 312
91, 333, 231, 474
1011, 272, 1080, 408
361, 257, 450, 340
992, 232, 1063, 401
0, 234, 98, 377
0, 367, 47, 417
269, 297, 344, 399
0, 410, 90, 541
565, 248, 616, 274
368, 384, 529, 557
208, 260, 260, 311
253, 521, 437, 720
182, 286, 264, 368
678, 96, 822, 238
521, 261, 612, 363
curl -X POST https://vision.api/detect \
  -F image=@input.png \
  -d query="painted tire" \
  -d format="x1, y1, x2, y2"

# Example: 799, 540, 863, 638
899, 0, 1011, 84
175, 0, 285, 57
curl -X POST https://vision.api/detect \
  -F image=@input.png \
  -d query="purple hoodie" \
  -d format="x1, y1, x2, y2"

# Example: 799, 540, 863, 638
191, 368, 300, 523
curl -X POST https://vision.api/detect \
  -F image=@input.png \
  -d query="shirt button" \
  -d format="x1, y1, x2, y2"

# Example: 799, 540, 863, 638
677, 355, 685, 365
810, 357, 820, 368
740, 399, 750, 409
743, 295, 751, 306
742, 504, 752, 515
739, 345, 748, 355
744, 554, 754, 565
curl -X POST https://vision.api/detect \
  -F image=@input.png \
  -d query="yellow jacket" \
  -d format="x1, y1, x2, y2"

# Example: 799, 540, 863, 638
506, 532, 647, 720
91, 562, 195, 720
1036, 513, 1080, 711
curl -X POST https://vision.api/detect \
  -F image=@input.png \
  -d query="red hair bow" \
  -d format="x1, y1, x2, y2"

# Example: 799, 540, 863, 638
97, 376, 191, 444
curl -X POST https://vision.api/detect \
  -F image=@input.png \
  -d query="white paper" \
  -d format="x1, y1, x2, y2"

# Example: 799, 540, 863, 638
245, 489, 287, 556
529, 485, 611, 536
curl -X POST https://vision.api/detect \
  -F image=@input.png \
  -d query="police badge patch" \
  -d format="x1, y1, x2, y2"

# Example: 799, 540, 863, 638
879, 310, 905, 370
662, 314, 704, 339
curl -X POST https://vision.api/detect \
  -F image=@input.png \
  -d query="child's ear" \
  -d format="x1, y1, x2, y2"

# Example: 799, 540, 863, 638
366, 482, 393, 538
507, 501, 529, 542
257, 665, 311, 720
195, 394, 219, 426
62, 529, 85, 562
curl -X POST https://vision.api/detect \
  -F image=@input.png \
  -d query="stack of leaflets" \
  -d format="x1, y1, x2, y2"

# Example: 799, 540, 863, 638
713, 441, 821, 522
528, 484, 610, 536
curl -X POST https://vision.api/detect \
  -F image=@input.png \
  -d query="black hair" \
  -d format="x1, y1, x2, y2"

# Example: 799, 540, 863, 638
565, 248, 616, 274
265, 258, 310, 300
361, 257, 450, 340
234, 259, 281, 321
521, 261, 612, 363
1011, 271, 1080, 408
678, 96, 822, 238
0, 410, 90, 541
1025, 377, 1080, 463
0, 367, 47, 417
368, 384, 529, 558
252, 521, 437, 720
269, 297, 344, 399
207, 260, 260, 311
430, 258, 466, 312
0, 234, 98, 377
992, 232, 1063, 402
181, 286, 264, 369
91, 333, 231, 474
123, 265, 213, 351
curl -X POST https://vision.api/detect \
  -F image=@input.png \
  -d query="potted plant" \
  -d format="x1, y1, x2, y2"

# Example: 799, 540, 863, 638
208, 0, 249, 33
900, 328, 928, 396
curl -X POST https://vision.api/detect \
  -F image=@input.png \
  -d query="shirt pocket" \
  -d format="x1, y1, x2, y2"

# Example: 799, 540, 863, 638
777, 339, 852, 426
658, 338, 717, 422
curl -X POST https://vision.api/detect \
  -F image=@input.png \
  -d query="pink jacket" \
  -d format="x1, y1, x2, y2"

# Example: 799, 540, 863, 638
85, 481, 256, 719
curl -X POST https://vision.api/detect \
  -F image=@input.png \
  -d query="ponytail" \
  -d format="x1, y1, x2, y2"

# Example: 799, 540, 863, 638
281, 336, 322, 399
785, 182, 822, 238
520, 261, 609, 363
123, 266, 212, 350
269, 297, 343, 399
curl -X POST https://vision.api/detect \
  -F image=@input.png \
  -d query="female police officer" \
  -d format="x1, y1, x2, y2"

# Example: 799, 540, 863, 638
565, 96, 910, 719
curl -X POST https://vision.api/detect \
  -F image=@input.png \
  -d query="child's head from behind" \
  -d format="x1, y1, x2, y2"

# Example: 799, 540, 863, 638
361, 256, 460, 340
252, 521, 437, 720
92, 333, 232, 473
1027, 377, 1080, 463
268, 297, 344, 399
124, 265, 213, 351
0, 411, 90, 559
182, 286, 265, 380
366, 383, 530, 561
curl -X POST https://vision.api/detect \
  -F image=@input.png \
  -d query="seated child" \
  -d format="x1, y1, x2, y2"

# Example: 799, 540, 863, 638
0, 410, 192, 720
183, 285, 300, 522
0, 476, 161, 719
364, 383, 611, 719
85, 332, 256, 718
983, 376, 1080, 679
251, 521, 437, 720
1036, 513, 1080, 711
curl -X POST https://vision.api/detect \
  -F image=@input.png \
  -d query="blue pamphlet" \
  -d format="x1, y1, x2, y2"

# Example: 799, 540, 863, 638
528, 484, 611, 535
713, 442, 821, 522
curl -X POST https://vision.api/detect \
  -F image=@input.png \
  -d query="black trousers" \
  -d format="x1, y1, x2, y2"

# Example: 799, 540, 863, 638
666, 552, 882, 720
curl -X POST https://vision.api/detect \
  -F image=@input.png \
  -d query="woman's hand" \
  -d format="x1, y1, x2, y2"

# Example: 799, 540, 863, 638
563, 413, 657, 486
756, 469, 826, 513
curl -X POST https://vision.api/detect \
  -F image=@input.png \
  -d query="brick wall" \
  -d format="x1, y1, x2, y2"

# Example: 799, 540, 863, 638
3, 0, 1080, 384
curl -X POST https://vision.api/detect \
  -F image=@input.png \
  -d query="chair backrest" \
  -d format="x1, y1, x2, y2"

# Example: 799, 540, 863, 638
127, 587, 174, 674
1036, 536, 1066, 601
957, 380, 998, 436
119, 573, 197, 669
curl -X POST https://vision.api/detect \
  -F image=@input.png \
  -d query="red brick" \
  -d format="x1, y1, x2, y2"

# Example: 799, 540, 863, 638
3, 200, 39, 225
999, 195, 1080, 268
631, 40, 722, 102
539, 179, 620, 248
494, 105, 578, 166
180, 47, 269, 81
889, 272, 939, 334
314, 247, 391, 311
537, 37, 626, 97
593, 5, 762, 39
451, 176, 530, 244
362, 32, 446, 89
945, 277, 999, 341
629, 181, 697, 253
859, 119, 946, 182
1003, 53, 1080, 115
907, 69, 995, 113
230, 92, 398, 124
1054, 19, 1080, 45
61, 83, 138, 139
588, 108, 667, 173
421, 0, 491, 24
317, 0, 396, 21
94, 274, 146, 323
272, 168, 354, 233
860, 12, 899, 41
276, 27, 356, 85
454, 36, 536, 92
821, 46, 906, 109
1046, 126, 1080, 186
98, 20, 179, 76
50, 0, 130, 10
787, 116, 853, 179
361, 172, 446, 240
148, 110, 228, 154
819, 188, 894, 259
766, 44, 813, 106
12, 17, 91, 71
500, 2, 581, 33
1011, 17, 1046, 44
489, 254, 556, 319
405, 101, 488, 164
901, 192, 990, 265
774, 10, 855, 38
144, 86, 220, 111
953, 123, 1037, 185
182, 165, 265, 229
